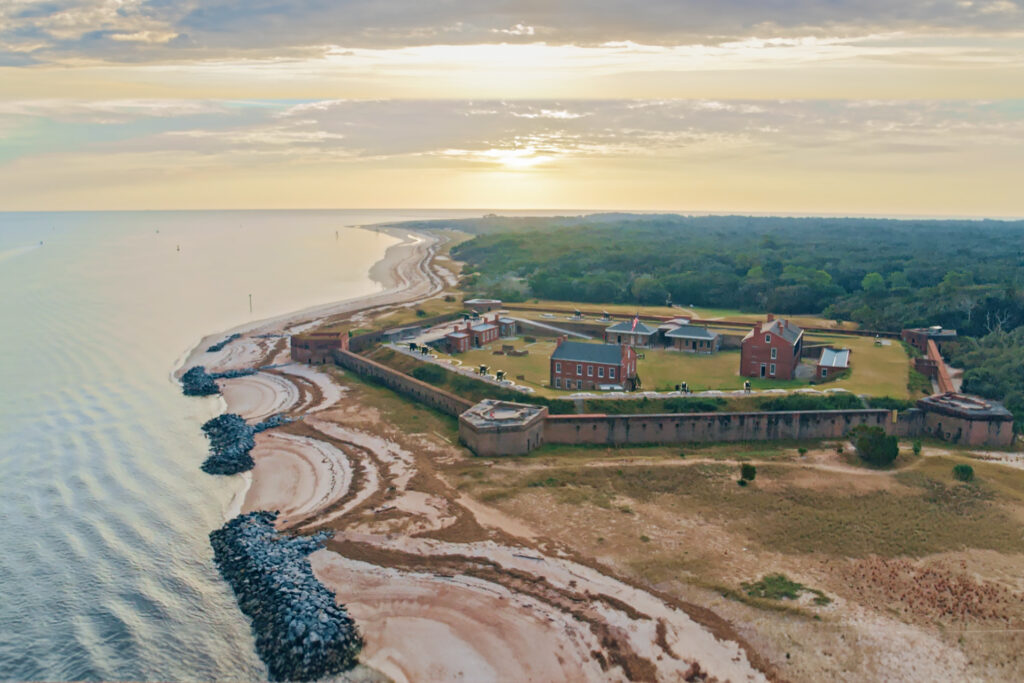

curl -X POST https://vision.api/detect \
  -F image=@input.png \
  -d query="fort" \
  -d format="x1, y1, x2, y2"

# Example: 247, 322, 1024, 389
299, 308, 1015, 457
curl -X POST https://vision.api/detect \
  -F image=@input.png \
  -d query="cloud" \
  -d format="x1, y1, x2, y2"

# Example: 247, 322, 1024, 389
6, 98, 1022, 171
1, 0, 1023, 63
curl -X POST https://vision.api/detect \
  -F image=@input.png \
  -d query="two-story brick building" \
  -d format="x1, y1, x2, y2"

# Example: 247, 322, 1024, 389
740, 315, 804, 379
444, 316, 502, 353
550, 338, 638, 391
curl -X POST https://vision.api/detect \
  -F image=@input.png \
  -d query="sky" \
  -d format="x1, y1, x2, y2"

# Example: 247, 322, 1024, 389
1, 1, 1023, 215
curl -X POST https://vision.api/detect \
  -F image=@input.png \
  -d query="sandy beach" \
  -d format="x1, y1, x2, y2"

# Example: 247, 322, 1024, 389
190, 223, 771, 682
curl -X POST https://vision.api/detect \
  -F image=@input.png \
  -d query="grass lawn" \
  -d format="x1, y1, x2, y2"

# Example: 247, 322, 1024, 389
429, 333, 912, 397
804, 333, 912, 398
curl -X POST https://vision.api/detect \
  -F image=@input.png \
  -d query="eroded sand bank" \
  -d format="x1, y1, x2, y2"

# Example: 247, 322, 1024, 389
203, 225, 771, 681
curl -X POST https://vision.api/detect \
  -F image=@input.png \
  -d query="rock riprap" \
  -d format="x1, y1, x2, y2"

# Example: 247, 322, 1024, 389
200, 413, 293, 475
181, 365, 256, 396
210, 512, 363, 681
207, 333, 242, 352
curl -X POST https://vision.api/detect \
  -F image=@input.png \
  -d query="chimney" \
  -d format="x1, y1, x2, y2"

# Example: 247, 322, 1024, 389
766, 313, 775, 322
556, 335, 566, 348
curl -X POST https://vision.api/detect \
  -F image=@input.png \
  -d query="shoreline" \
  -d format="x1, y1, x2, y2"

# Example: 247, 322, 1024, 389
183, 223, 772, 682
175, 226, 440, 379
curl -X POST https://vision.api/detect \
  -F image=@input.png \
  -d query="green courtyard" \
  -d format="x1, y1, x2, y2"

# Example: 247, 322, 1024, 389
429, 331, 915, 398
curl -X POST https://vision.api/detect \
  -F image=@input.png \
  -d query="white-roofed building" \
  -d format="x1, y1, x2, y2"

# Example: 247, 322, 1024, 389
816, 347, 851, 380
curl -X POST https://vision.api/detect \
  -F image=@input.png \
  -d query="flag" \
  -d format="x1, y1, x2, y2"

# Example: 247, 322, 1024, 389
631, 313, 639, 332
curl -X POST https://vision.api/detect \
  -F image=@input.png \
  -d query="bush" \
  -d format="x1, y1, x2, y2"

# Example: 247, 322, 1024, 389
797, 447, 808, 457
850, 425, 899, 467
868, 396, 916, 411
912, 439, 922, 456
410, 364, 447, 385
953, 464, 975, 482
737, 479, 748, 487
759, 393, 863, 412
740, 463, 757, 481
415, 308, 427, 317
443, 294, 455, 302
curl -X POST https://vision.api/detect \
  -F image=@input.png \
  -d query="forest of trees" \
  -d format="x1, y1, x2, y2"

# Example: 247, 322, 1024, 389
396, 213, 1024, 425
441, 214, 1024, 338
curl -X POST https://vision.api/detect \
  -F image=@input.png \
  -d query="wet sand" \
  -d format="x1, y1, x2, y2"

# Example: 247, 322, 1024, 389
199, 225, 770, 681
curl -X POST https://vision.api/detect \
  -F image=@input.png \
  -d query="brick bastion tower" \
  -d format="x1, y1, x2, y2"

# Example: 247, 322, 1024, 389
916, 393, 1015, 447
458, 399, 548, 457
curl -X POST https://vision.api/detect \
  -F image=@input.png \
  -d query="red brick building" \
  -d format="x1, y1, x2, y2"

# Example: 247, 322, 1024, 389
550, 338, 638, 391
901, 326, 957, 354
740, 315, 804, 379
445, 316, 501, 353
815, 347, 851, 380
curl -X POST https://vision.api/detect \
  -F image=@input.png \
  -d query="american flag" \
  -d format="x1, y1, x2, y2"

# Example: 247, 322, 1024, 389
631, 313, 640, 332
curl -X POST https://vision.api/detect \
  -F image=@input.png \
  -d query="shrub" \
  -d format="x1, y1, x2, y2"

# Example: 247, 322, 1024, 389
523, 336, 537, 343
740, 463, 757, 481
850, 425, 899, 467
737, 479, 748, 487
415, 308, 427, 317
953, 464, 975, 482
443, 294, 455, 302
797, 447, 808, 457
410, 364, 447, 385
759, 393, 863, 412
868, 396, 916, 411
912, 439, 922, 456
835, 444, 844, 455
639, 535, 651, 543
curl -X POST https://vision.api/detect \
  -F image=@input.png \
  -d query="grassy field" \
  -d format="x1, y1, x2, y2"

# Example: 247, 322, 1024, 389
453, 448, 1024, 559
804, 333, 913, 397
508, 299, 860, 330
430, 333, 913, 397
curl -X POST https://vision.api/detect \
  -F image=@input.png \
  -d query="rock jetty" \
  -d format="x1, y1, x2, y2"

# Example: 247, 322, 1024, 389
207, 333, 241, 352
181, 365, 256, 397
210, 512, 363, 681
200, 413, 293, 475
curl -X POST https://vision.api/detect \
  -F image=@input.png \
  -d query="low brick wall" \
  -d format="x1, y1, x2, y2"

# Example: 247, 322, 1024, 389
544, 409, 901, 446
332, 349, 474, 417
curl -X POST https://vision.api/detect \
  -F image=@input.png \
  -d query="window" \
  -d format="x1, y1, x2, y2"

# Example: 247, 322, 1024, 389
598, 367, 605, 378
576, 380, 582, 389
555, 362, 561, 373
770, 347, 777, 360
821, 368, 828, 377
555, 377, 561, 388
587, 365, 593, 377
609, 368, 616, 380
765, 334, 772, 343
576, 364, 583, 375
770, 363, 776, 376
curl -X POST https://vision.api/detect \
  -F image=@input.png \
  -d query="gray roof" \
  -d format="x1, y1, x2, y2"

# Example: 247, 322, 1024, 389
819, 348, 851, 368
605, 320, 658, 335
471, 323, 498, 332
551, 341, 624, 365
744, 318, 803, 345
498, 318, 515, 324
665, 324, 719, 341
447, 332, 468, 338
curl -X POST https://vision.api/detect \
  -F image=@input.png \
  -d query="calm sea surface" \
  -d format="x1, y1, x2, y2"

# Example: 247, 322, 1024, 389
0, 210, 475, 681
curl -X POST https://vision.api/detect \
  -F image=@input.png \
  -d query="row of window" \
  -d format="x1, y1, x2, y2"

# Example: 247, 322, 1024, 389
554, 378, 585, 389
553, 361, 616, 380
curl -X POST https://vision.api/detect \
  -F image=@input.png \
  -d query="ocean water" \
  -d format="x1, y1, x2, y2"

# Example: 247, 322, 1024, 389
0, 210, 473, 681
